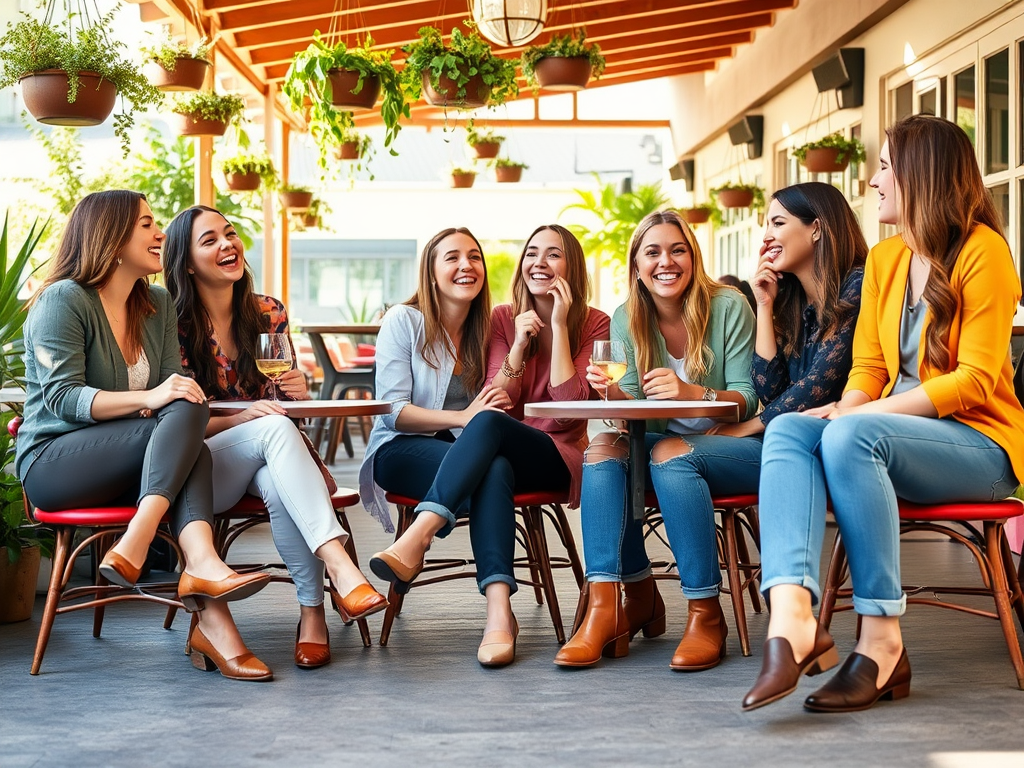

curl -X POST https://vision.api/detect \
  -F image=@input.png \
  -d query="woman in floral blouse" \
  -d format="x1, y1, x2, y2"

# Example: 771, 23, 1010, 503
163, 205, 386, 675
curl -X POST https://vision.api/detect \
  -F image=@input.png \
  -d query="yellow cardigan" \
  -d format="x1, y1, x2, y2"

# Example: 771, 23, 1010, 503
846, 225, 1024, 484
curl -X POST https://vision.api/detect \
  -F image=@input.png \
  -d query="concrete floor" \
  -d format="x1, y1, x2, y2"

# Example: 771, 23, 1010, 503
1, 435, 1023, 768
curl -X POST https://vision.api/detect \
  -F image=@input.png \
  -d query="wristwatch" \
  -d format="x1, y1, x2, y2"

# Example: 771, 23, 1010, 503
701, 386, 717, 402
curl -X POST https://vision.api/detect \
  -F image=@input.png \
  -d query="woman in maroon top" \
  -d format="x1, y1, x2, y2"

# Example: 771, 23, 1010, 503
371, 224, 609, 667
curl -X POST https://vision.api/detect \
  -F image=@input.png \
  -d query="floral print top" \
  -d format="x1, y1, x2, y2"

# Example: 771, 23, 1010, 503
752, 267, 863, 424
179, 293, 293, 401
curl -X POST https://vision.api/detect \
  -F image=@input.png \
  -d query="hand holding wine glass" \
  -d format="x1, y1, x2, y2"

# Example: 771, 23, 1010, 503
257, 333, 293, 401
590, 340, 627, 401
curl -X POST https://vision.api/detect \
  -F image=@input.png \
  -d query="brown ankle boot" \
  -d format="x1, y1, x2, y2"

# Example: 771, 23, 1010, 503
669, 597, 728, 671
623, 576, 666, 641
554, 582, 630, 667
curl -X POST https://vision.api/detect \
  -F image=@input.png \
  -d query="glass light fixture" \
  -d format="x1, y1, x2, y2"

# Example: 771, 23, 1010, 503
472, 0, 548, 47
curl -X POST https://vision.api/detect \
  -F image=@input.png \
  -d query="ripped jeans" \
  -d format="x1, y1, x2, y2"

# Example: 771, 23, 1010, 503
579, 431, 763, 599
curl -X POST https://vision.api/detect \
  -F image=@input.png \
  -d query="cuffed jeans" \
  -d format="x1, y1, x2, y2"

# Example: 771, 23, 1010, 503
373, 411, 570, 594
759, 412, 1020, 616
23, 399, 214, 538
207, 414, 347, 607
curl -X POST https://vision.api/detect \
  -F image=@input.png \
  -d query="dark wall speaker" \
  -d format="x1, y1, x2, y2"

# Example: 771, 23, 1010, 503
812, 48, 865, 109
728, 115, 763, 159
669, 158, 695, 189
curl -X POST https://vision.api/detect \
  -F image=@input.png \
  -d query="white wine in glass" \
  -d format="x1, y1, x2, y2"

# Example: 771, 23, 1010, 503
257, 333, 293, 401
592, 340, 627, 400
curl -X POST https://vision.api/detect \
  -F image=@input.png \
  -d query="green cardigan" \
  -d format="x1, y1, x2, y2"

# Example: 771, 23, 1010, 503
612, 288, 757, 433
16, 280, 184, 479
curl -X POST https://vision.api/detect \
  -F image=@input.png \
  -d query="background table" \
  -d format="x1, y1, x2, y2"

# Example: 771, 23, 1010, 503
524, 399, 739, 520
209, 399, 391, 419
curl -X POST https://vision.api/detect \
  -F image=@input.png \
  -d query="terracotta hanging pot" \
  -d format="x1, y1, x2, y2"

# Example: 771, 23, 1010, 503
19, 70, 116, 126
327, 69, 381, 110
495, 165, 523, 183
143, 57, 210, 92
171, 110, 229, 136
224, 171, 261, 192
301, 213, 320, 228
533, 56, 592, 91
717, 189, 755, 209
280, 190, 314, 209
471, 140, 501, 159
681, 208, 712, 225
450, 172, 477, 189
422, 69, 489, 109
801, 147, 850, 174
336, 141, 361, 160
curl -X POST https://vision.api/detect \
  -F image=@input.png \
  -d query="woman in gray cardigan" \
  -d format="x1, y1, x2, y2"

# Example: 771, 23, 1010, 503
18, 191, 272, 682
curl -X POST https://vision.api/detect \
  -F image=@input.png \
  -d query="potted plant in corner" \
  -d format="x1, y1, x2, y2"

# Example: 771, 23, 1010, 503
169, 90, 247, 136
280, 184, 314, 210
710, 182, 766, 211
402, 25, 519, 110
466, 123, 504, 159
521, 28, 606, 92
0, 7, 162, 156
494, 158, 527, 183
284, 33, 407, 153
792, 132, 866, 174
219, 151, 277, 193
449, 165, 478, 189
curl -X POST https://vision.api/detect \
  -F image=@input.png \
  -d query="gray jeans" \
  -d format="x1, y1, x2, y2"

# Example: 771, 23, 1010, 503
23, 399, 214, 537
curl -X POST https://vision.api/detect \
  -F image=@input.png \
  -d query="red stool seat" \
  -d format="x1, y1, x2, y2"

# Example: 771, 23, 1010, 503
898, 498, 1023, 521
33, 507, 142, 526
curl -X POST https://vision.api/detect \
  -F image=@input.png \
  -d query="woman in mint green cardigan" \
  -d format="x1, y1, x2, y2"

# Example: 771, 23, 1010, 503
555, 209, 756, 669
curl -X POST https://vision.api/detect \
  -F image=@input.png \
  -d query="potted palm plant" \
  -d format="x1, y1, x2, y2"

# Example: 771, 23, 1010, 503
0, 8, 162, 156
521, 28, 606, 92
169, 90, 247, 136
284, 33, 407, 152
141, 31, 211, 92
494, 157, 527, 183
280, 184, 314, 210
466, 124, 504, 159
402, 25, 519, 110
793, 132, 866, 174
219, 151, 277, 193
711, 182, 766, 211
450, 165, 478, 189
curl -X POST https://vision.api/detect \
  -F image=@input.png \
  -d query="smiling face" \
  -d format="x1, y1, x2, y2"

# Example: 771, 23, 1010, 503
117, 199, 164, 278
870, 140, 900, 226
634, 222, 693, 303
431, 231, 485, 308
187, 209, 246, 290
520, 228, 568, 297
762, 198, 818, 273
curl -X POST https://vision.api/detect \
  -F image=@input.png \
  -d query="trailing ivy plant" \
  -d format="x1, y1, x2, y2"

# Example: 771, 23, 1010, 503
0, 8, 163, 156
520, 28, 606, 91
169, 90, 247, 126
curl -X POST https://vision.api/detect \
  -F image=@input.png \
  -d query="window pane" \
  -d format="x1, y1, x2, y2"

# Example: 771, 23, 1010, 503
850, 124, 864, 199
989, 183, 1009, 232
919, 88, 937, 116
894, 82, 913, 122
955, 66, 976, 145
984, 49, 1009, 174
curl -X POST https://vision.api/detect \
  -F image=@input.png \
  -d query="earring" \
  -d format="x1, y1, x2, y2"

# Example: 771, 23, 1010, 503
117, 257, 122, 266
187, 268, 195, 275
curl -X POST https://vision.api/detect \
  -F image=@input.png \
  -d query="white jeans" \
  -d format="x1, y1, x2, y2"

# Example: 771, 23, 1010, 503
207, 414, 347, 606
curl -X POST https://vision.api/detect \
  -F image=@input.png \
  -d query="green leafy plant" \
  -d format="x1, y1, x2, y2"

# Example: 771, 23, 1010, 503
284, 33, 407, 154
402, 25, 519, 107
494, 157, 528, 169
710, 181, 766, 211
219, 150, 278, 189
466, 124, 504, 146
520, 28, 605, 90
682, 201, 723, 228
450, 165, 478, 176
792, 131, 866, 165
169, 90, 247, 125
0, 8, 163, 156
141, 31, 210, 71
281, 183, 313, 194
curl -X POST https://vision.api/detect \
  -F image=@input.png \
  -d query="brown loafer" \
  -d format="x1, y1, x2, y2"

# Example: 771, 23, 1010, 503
187, 622, 273, 682
178, 571, 271, 612
294, 621, 331, 669
98, 550, 142, 589
331, 583, 388, 622
742, 625, 839, 711
804, 648, 911, 713
369, 549, 424, 595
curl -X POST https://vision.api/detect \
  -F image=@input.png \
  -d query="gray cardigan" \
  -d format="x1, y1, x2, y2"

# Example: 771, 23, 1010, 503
16, 280, 184, 479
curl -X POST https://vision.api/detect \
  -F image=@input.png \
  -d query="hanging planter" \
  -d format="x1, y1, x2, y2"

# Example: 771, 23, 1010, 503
220, 151, 277, 193
280, 186, 314, 210
293, 197, 330, 231
681, 206, 712, 225
494, 159, 527, 183
336, 141, 361, 160
467, 124, 504, 159
169, 91, 247, 136
450, 168, 478, 189
140, 35, 211, 91
224, 171, 260, 191
521, 29, 606, 92
711, 183, 765, 211
334, 129, 371, 161
327, 68, 381, 110
793, 132, 866, 174
19, 70, 116, 126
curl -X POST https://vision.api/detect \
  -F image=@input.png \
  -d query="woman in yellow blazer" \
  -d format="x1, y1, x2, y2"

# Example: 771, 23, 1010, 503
742, 115, 1024, 714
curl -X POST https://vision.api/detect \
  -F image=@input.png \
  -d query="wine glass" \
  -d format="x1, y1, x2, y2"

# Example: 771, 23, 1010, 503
257, 333, 293, 401
592, 340, 627, 401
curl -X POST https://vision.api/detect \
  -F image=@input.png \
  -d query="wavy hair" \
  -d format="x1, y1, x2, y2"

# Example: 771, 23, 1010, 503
509, 224, 591, 360
163, 205, 269, 399
770, 182, 867, 357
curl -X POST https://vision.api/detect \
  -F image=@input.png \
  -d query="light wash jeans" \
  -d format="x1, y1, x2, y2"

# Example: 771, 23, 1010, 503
759, 412, 1019, 616
206, 415, 347, 607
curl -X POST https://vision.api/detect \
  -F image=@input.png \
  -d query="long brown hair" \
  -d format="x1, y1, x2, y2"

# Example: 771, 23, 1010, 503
509, 224, 591, 360
404, 227, 491, 391
38, 190, 155, 359
626, 210, 719, 381
886, 115, 1006, 371
163, 205, 269, 398
770, 182, 867, 357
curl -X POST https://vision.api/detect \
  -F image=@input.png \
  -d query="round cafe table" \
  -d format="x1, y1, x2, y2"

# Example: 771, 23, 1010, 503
208, 399, 391, 419
524, 399, 739, 521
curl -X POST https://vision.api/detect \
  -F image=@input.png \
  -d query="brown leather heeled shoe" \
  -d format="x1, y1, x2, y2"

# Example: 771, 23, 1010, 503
554, 582, 629, 668
669, 596, 728, 671
803, 648, 911, 713
742, 625, 838, 711
331, 583, 388, 622
369, 549, 424, 595
623, 576, 667, 641
294, 621, 331, 670
186, 621, 273, 682
478, 616, 519, 668
177, 571, 271, 612
98, 550, 142, 589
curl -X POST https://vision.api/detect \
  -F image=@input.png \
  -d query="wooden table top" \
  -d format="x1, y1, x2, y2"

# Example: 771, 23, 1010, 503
524, 399, 739, 422
209, 399, 391, 418
294, 324, 382, 336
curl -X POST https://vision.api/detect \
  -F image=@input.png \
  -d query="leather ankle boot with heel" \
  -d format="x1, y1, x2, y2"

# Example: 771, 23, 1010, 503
669, 596, 728, 671
554, 582, 629, 668
623, 576, 666, 641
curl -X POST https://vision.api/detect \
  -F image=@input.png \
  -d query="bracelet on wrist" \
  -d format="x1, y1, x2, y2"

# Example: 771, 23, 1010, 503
501, 354, 526, 379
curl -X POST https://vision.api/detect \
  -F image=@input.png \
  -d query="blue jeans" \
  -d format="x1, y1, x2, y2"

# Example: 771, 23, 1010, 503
759, 412, 1020, 616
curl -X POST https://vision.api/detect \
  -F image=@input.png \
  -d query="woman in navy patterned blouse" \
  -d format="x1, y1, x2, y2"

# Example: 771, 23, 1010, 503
633, 182, 866, 673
